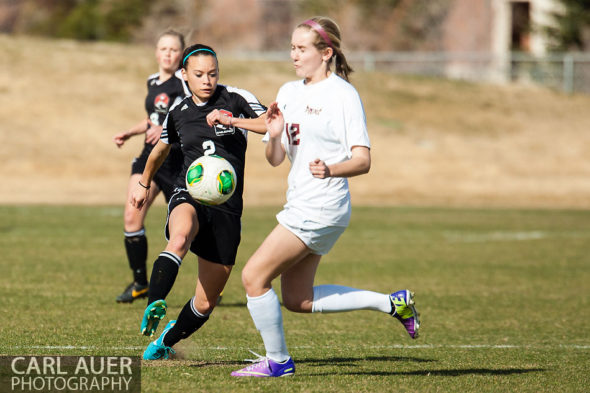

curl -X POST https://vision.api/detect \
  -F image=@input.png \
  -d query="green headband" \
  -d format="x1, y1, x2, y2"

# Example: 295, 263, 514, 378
182, 48, 216, 66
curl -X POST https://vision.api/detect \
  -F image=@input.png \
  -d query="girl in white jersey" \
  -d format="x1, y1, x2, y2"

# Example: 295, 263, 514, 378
231, 16, 421, 378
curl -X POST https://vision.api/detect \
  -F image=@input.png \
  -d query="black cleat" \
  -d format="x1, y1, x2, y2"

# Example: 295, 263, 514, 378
116, 282, 149, 303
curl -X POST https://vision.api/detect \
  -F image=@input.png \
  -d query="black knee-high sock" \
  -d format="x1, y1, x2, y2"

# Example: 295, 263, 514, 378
147, 252, 181, 304
163, 298, 210, 347
124, 230, 148, 285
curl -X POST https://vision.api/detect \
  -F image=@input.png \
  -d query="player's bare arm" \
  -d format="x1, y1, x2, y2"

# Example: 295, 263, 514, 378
130, 141, 171, 209
205, 109, 268, 134
309, 145, 370, 179
113, 118, 150, 148
265, 102, 286, 166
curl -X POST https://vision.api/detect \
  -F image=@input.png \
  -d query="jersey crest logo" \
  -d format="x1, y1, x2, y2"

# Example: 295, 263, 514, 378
154, 93, 170, 113
214, 109, 236, 136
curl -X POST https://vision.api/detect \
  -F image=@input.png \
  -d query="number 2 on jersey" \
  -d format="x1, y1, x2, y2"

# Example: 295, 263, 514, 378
203, 140, 215, 155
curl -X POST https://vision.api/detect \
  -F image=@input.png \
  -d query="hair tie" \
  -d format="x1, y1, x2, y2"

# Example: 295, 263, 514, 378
302, 19, 334, 49
182, 48, 217, 66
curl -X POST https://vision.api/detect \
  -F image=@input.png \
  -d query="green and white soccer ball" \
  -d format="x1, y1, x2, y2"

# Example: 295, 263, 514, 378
185, 155, 237, 205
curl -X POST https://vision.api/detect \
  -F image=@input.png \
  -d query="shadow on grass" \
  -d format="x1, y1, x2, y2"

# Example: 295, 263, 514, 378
302, 356, 435, 367
148, 358, 545, 378
310, 367, 546, 377
166, 355, 435, 369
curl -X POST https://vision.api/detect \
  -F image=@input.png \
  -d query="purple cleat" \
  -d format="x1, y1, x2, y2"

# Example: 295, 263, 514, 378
231, 353, 295, 377
390, 289, 420, 339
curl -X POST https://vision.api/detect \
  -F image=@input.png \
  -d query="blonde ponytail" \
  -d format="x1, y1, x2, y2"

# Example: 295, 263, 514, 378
299, 16, 353, 82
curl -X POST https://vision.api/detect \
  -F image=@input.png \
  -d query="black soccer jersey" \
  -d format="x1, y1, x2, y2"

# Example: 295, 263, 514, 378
145, 69, 190, 127
161, 84, 266, 216
140, 70, 190, 162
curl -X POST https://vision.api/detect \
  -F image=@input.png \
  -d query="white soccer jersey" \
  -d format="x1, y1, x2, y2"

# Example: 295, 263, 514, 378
273, 73, 370, 227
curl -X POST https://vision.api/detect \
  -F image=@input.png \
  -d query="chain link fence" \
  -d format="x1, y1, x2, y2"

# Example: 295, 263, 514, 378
348, 51, 590, 95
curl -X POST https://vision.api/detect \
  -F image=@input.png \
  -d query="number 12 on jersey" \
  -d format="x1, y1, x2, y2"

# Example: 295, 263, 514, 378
285, 123, 300, 145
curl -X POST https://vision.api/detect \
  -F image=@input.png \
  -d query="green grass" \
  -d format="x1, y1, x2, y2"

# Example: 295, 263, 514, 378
0, 205, 589, 392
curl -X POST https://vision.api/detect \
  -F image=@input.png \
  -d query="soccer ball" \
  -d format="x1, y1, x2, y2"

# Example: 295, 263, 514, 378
185, 155, 237, 205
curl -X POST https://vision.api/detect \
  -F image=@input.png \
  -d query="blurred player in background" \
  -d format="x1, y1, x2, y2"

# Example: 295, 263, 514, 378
129, 44, 268, 360
113, 30, 189, 303
231, 16, 421, 378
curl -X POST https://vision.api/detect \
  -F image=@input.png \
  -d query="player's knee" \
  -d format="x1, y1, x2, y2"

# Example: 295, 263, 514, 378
192, 296, 214, 315
241, 264, 264, 294
123, 209, 142, 230
167, 234, 191, 255
241, 268, 254, 292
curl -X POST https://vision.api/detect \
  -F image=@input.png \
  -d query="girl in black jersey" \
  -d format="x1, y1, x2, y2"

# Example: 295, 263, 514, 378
113, 30, 189, 304
129, 44, 268, 359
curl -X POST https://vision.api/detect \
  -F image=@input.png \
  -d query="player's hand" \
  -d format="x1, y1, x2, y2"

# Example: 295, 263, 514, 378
309, 158, 331, 179
113, 131, 130, 148
145, 123, 163, 145
206, 109, 232, 127
265, 102, 284, 138
129, 184, 149, 210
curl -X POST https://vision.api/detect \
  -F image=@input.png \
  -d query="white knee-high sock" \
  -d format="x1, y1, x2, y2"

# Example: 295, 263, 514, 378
247, 288, 290, 363
311, 285, 392, 313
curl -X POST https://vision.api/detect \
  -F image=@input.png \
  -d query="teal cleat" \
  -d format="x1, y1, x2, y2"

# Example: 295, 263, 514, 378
141, 299, 167, 337
143, 320, 176, 360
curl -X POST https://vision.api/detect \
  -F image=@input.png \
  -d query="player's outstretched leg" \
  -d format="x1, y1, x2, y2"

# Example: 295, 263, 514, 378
390, 289, 420, 339
116, 281, 148, 303
143, 320, 176, 360
231, 353, 295, 378
141, 299, 167, 337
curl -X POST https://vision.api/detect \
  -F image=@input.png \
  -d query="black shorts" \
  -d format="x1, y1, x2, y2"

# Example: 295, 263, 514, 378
165, 189, 241, 266
131, 151, 180, 203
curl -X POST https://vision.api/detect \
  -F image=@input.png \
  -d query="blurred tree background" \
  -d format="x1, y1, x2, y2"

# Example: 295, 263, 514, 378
0, 0, 454, 50
546, 0, 590, 50
0, 0, 588, 51
1, 0, 156, 41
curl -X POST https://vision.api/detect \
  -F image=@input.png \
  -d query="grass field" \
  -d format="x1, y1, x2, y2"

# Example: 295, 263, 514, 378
2, 32, 590, 393
0, 205, 588, 392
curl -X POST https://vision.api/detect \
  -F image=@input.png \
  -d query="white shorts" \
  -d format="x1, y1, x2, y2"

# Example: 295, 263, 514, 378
276, 209, 346, 255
